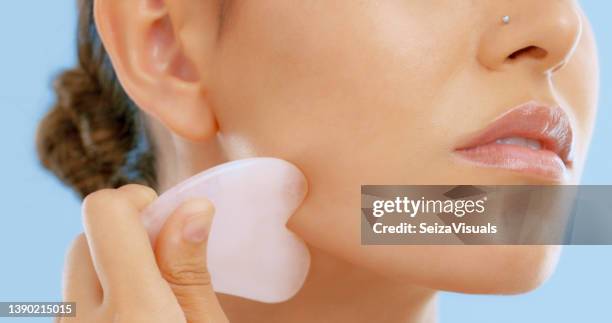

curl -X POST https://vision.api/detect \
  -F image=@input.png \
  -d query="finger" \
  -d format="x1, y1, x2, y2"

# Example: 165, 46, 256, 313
81, 185, 165, 299
62, 234, 101, 314
155, 198, 228, 323
117, 184, 158, 211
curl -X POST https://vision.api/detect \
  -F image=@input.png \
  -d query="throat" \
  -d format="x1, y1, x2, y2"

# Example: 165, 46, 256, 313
217, 246, 438, 323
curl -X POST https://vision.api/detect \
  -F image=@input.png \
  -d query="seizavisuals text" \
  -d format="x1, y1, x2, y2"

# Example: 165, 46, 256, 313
372, 222, 498, 234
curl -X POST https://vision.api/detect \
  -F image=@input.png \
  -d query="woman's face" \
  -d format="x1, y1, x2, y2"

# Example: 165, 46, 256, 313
194, 0, 598, 293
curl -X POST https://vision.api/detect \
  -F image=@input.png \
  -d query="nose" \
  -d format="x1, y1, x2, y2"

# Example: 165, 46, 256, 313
477, 1, 582, 74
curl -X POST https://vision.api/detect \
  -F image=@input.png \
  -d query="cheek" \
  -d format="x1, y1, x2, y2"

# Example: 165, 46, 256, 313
211, 0, 475, 176
210, 0, 482, 269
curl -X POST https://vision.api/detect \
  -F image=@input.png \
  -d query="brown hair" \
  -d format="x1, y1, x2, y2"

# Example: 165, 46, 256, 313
36, 0, 157, 198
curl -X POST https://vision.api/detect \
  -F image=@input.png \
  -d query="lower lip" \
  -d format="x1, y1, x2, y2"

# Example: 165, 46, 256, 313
455, 143, 568, 181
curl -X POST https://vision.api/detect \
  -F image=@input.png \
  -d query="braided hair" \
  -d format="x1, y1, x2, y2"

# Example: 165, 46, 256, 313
36, 0, 157, 198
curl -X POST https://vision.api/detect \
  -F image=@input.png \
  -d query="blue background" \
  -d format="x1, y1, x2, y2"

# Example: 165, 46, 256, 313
0, 1, 610, 322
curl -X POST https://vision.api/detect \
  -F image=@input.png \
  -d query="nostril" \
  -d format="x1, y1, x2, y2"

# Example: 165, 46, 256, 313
507, 46, 548, 60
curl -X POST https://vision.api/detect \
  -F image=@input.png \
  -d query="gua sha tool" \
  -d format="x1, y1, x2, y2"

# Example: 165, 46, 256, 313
141, 158, 310, 303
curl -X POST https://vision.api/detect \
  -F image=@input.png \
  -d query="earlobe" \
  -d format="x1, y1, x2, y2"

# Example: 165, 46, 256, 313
93, 0, 218, 141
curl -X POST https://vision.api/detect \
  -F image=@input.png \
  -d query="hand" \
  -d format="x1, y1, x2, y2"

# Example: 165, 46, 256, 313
59, 184, 229, 323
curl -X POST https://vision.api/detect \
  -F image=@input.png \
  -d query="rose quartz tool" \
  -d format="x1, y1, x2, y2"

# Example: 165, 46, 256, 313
141, 158, 310, 303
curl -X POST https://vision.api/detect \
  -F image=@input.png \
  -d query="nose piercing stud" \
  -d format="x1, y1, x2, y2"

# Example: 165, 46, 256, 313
502, 15, 511, 25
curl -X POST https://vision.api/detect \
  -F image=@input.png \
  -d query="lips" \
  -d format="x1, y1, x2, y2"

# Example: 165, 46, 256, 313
454, 101, 574, 181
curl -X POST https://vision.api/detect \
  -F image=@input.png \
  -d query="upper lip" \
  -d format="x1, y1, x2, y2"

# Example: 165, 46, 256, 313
455, 101, 574, 166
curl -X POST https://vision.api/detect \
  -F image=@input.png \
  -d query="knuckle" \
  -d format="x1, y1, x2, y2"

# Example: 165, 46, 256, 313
120, 183, 156, 194
82, 189, 118, 215
81, 189, 132, 222
83, 188, 117, 205
117, 184, 158, 211
161, 261, 212, 287
118, 184, 158, 200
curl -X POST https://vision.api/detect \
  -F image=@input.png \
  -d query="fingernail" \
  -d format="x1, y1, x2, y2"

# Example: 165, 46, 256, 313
181, 199, 213, 244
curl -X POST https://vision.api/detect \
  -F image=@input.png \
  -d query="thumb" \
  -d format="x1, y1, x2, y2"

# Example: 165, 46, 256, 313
155, 198, 228, 323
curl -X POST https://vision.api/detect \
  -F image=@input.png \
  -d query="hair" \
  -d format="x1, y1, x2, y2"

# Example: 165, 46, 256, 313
36, 0, 157, 199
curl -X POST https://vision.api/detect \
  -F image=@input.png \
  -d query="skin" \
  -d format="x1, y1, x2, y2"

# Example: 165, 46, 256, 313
62, 0, 599, 322
61, 186, 227, 323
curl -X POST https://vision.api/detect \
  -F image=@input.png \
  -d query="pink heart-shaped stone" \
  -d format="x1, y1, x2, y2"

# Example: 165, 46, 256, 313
141, 158, 310, 303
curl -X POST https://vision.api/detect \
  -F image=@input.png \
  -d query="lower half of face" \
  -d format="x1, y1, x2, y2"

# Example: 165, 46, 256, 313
206, 0, 598, 293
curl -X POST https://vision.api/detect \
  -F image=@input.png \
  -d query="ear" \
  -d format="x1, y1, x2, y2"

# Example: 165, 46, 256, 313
94, 0, 222, 141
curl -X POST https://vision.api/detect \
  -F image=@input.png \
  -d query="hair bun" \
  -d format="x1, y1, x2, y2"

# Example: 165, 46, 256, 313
36, 0, 156, 199
36, 66, 134, 197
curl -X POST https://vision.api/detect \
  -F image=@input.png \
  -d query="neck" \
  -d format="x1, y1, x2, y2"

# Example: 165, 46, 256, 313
218, 246, 437, 323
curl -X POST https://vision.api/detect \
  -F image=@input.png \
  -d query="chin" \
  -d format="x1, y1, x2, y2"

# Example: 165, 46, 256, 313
444, 245, 563, 295
362, 245, 562, 296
